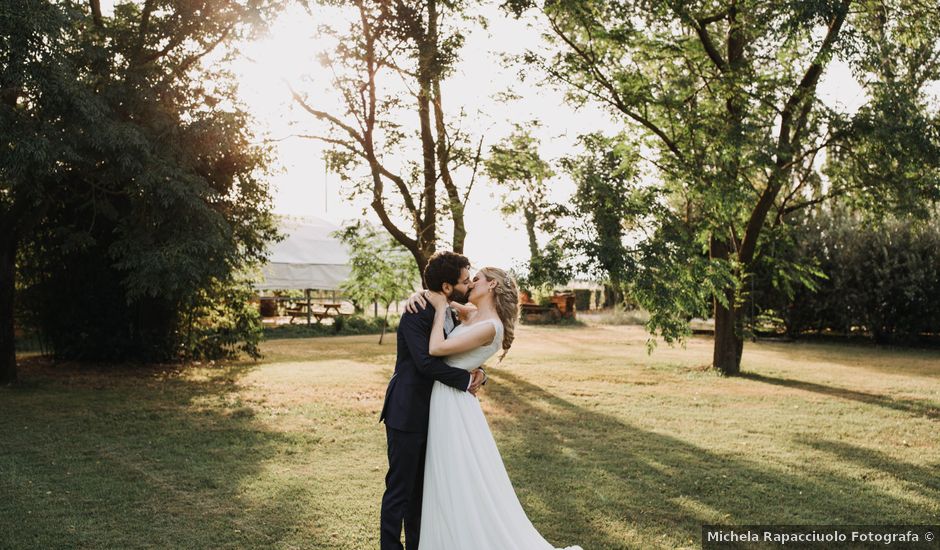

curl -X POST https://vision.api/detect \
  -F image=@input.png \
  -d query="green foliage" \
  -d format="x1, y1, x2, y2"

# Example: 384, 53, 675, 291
629, 211, 737, 347
507, 0, 940, 369
751, 205, 940, 343
5, 0, 280, 363
263, 314, 399, 340
181, 278, 265, 361
336, 222, 420, 309
512, 237, 573, 292
557, 133, 649, 302
484, 123, 560, 287
827, 87, 940, 218
484, 122, 555, 221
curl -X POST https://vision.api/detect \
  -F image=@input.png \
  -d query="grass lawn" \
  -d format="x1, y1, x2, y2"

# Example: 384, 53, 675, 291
2, 325, 939, 549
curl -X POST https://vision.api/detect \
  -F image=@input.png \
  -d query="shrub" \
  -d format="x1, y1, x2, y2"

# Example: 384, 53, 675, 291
750, 206, 940, 343
264, 315, 399, 340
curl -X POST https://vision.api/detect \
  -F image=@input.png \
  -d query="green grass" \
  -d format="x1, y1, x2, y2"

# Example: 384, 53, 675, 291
2, 326, 939, 549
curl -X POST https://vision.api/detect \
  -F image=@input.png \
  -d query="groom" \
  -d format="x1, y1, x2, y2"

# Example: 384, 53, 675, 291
379, 251, 486, 550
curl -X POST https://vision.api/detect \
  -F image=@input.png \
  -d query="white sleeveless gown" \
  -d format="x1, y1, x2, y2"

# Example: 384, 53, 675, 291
418, 318, 582, 550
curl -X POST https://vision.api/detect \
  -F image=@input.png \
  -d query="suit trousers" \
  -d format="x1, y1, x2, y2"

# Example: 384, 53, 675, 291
380, 426, 428, 550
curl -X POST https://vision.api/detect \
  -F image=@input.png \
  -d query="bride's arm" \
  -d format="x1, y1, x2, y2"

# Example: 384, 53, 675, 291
429, 305, 496, 356
449, 301, 477, 323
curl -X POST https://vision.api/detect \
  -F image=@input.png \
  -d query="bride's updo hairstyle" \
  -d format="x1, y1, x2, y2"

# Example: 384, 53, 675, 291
478, 267, 519, 362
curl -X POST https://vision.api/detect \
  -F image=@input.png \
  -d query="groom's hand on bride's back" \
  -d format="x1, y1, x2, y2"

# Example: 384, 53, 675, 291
404, 290, 429, 313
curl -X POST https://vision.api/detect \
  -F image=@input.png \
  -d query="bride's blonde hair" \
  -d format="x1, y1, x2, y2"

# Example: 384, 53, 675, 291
478, 267, 519, 361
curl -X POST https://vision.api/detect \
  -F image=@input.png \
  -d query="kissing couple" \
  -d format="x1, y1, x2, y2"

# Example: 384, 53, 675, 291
379, 251, 582, 550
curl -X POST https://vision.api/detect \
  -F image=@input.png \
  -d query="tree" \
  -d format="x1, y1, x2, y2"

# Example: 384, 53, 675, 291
508, 0, 940, 374
484, 123, 558, 287
0, 0, 73, 384
2, 0, 279, 380
294, 0, 484, 280
337, 221, 420, 344
559, 133, 646, 307
751, 204, 940, 343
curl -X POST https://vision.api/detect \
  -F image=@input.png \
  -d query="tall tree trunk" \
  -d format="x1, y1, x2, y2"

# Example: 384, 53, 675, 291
710, 235, 742, 375
416, 0, 438, 258
710, 3, 746, 377
379, 308, 389, 345
0, 236, 18, 385
524, 208, 539, 265
605, 279, 622, 308
430, 77, 466, 254
603, 283, 620, 308
712, 291, 743, 376
414, 248, 430, 288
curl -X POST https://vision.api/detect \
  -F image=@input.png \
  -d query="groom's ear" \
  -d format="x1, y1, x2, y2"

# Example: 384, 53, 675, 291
440, 282, 453, 297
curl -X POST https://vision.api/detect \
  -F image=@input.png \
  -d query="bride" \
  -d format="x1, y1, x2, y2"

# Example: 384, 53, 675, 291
407, 267, 582, 550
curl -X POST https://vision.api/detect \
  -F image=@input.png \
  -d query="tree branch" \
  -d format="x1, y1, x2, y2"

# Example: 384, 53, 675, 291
138, 0, 155, 45
693, 20, 728, 72
543, 13, 687, 162
89, 0, 103, 28
169, 27, 233, 78
289, 82, 367, 148
431, 80, 466, 251
463, 134, 485, 206
739, 0, 852, 266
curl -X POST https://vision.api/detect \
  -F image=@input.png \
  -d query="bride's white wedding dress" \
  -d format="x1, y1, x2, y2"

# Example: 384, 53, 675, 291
418, 318, 582, 550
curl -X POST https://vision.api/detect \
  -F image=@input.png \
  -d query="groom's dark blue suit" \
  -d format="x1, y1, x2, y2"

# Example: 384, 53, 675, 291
379, 303, 472, 550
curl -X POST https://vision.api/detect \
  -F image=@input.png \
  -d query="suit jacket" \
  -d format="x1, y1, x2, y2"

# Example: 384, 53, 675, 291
379, 303, 472, 433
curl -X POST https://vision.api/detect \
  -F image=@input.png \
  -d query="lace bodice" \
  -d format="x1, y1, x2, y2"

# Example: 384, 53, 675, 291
442, 318, 503, 371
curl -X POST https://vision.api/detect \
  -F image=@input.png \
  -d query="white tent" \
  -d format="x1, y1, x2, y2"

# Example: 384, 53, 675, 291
256, 216, 351, 291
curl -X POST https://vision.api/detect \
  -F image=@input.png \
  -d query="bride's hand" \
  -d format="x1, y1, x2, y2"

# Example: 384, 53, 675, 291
468, 369, 485, 395
426, 291, 449, 309
404, 290, 429, 314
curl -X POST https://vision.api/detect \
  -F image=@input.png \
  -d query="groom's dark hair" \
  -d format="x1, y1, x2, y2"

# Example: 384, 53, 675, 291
424, 251, 470, 292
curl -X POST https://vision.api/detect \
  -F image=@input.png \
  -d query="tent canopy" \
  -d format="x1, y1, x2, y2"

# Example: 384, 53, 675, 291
256, 216, 351, 291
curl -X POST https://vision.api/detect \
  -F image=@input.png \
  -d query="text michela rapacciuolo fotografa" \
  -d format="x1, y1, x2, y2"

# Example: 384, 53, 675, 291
706, 528, 926, 545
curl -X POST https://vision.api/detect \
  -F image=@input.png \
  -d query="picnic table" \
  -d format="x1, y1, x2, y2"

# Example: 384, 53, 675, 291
285, 302, 350, 324
320, 303, 344, 316
286, 302, 325, 324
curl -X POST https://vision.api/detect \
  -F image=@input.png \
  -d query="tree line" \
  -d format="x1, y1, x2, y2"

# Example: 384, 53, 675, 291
307, 0, 939, 375
4, 0, 939, 385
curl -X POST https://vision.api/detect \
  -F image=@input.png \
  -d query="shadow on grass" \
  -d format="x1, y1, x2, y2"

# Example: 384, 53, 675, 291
748, 338, 940, 380
485, 370, 939, 550
740, 372, 940, 420
796, 437, 940, 498
0, 359, 332, 549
